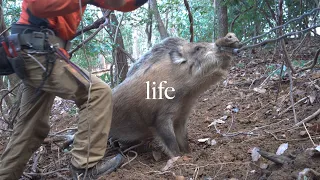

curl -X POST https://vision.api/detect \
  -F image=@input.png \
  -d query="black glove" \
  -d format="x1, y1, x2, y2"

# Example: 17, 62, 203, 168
0, 43, 14, 75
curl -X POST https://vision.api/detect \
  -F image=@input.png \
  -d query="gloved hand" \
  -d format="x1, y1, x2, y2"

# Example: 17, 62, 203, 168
0, 44, 14, 76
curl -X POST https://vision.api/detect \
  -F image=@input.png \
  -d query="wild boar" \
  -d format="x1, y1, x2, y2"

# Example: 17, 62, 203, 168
110, 33, 241, 158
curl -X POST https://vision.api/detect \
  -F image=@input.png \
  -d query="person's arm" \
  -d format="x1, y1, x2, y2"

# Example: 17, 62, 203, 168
92, 0, 148, 12
27, 0, 90, 18
27, 0, 147, 18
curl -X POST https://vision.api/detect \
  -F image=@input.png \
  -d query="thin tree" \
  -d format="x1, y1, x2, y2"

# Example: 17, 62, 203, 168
215, 0, 228, 38
149, 0, 169, 39
184, 0, 194, 42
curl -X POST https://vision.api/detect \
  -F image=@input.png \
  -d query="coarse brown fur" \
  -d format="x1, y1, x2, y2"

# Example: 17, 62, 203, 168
110, 33, 240, 158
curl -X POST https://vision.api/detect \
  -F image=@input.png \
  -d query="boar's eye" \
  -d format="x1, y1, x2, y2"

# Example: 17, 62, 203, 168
193, 46, 204, 53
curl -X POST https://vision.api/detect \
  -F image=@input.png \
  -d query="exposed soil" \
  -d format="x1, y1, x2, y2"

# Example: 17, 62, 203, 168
1, 37, 320, 180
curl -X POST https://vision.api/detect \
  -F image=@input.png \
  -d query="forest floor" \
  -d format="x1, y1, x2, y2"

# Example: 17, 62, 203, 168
0, 36, 320, 180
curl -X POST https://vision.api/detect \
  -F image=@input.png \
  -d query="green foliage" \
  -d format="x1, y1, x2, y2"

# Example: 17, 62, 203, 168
265, 64, 287, 78
2, 0, 21, 25
98, 73, 112, 83
68, 105, 78, 116
292, 60, 309, 68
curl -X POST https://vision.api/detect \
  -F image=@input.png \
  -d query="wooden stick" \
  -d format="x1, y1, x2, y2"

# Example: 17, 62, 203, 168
294, 108, 320, 127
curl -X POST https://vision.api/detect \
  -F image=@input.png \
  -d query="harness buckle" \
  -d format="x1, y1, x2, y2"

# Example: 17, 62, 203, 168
31, 32, 45, 50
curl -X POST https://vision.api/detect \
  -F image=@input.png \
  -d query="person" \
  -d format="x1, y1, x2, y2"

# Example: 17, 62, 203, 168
0, 0, 147, 179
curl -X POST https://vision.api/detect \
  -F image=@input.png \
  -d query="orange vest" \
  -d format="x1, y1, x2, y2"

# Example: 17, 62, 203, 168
18, 0, 146, 41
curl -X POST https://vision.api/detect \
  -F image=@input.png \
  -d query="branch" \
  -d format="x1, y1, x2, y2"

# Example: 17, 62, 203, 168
280, 39, 296, 73
239, 24, 320, 51
294, 108, 320, 127
0, 26, 10, 37
0, 81, 22, 125
287, 68, 298, 123
68, 11, 111, 55
298, 168, 320, 180
296, 48, 320, 73
230, 6, 253, 32
265, 0, 277, 22
73, 10, 112, 38
24, 168, 69, 176
113, 13, 124, 44
290, 32, 310, 58
183, 0, 194, 42
242, 8, 320, 45
258, 150, 292, 164
118, 46, 135, 63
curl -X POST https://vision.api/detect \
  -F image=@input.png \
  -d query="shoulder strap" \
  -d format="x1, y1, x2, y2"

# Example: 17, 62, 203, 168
26, 8, 49, 27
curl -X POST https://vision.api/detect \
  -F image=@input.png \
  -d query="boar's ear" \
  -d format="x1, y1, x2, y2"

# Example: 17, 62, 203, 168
169, 50, 187, 64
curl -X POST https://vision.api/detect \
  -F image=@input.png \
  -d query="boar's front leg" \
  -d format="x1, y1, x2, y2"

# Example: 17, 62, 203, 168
174, 118, 190, 153
154, 115, 181, 158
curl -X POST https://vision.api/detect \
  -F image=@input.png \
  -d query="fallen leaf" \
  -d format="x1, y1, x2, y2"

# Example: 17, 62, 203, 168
162, 156, 179, 171
198, 138, 210, 143
208, 119, 225, 127
251, 147, 261, 161
152, 150, 162, 161
309, 95, 316, 104
221, 115, 228, 120
276, 143, 288, 155
253, 87, 266, 94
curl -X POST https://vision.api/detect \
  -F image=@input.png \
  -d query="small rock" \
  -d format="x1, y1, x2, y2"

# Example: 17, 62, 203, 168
221, 115, 228, 120
259, 163, 268, 169
226, 105, 233, 109
299, 131, 308, 137
207, 139, 217, 146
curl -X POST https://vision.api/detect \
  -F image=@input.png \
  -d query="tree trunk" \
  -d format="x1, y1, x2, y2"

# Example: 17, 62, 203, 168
215, 0, 228, 38
149, 0, 169, 39
145, 0, 153, 48
184, 0, 194, 42
0, 0, 8, 37
109, 13, 128, 84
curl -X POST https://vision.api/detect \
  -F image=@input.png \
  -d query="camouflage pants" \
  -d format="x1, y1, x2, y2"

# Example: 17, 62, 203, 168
0, 51, 112, 179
